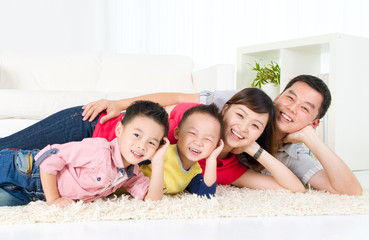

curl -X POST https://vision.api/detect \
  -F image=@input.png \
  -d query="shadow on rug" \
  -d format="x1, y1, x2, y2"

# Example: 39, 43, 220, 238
1, 185, 368, 225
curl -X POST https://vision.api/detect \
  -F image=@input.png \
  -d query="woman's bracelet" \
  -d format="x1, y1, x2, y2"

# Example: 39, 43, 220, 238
253, 147, 264, 160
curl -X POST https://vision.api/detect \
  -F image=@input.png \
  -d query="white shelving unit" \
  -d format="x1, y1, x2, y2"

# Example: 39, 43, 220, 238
237, 33, 369, 171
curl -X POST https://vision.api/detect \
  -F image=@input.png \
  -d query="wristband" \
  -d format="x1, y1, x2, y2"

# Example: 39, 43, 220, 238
253, 147, 264, 160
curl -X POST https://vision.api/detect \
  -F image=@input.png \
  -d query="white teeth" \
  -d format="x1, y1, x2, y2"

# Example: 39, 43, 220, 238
189, 148, 200, 154
132, 150, 143, 157
231, 129, 244, 139
281, 113, 292, 122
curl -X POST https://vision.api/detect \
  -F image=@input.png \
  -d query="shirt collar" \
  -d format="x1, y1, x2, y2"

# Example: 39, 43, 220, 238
279, 142, 305, 159
110, 138, 140, 178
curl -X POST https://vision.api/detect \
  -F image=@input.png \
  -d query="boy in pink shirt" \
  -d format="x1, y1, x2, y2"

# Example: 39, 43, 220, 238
0, 100, 169, 207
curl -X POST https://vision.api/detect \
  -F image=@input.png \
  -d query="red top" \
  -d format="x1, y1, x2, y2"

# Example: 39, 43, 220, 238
93, 103, 248, 185
92, 111, 124, 141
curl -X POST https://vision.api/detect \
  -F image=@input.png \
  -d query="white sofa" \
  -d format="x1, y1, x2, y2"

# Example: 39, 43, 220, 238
0, 52, 235, 137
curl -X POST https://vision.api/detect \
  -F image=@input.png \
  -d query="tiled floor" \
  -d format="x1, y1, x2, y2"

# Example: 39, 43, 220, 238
1, 170, 369, 240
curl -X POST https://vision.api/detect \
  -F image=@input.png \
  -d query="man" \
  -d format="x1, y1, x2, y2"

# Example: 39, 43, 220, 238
82, 75, 362, 195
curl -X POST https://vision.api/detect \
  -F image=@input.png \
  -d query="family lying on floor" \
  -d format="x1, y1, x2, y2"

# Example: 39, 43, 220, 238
0, 74, 362, 207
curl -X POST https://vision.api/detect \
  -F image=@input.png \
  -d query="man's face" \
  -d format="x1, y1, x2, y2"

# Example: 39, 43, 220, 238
274, 81, 323, 136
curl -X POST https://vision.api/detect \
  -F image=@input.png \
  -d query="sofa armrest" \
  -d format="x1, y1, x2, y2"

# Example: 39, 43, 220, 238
191, 64, 235, 91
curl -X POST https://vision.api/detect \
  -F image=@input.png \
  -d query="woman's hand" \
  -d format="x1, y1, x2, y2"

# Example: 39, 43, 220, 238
231, 141, 260, 157
82, 99, 122, 124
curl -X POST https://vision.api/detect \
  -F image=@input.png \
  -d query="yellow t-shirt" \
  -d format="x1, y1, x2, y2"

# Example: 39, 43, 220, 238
139, 144, 202, 194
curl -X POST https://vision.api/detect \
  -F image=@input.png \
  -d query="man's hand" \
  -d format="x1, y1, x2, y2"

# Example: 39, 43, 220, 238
82, 99, 122, 124
282, 125, 316, 144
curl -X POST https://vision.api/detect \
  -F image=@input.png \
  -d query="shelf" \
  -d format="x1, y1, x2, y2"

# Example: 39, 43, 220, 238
237, 33, 369, 170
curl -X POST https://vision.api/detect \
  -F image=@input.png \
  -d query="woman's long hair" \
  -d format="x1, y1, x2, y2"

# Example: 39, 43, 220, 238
224, 88, 276, 172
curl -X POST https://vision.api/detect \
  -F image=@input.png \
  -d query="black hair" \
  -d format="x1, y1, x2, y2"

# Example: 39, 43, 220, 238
121, 100, 169, 139
225, 88, 276, 172
282, 75, 331, 119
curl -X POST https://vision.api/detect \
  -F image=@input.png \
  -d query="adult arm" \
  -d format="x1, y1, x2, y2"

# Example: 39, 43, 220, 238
144, 138, 170, 201
82, 93, 200, 124
232, 142, 305, 193
284, 125, 362, 195
40, 169, 75, 207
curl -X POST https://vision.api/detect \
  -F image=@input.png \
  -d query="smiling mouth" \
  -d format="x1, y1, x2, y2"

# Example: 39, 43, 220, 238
281, 112, 292, 122
189, 147, 201, 155
131, 150, 144, 159
231, 129, 244, 140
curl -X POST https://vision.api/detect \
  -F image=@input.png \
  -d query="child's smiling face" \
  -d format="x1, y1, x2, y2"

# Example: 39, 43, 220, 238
115, 116, 165, 166
175, 112, 221, 163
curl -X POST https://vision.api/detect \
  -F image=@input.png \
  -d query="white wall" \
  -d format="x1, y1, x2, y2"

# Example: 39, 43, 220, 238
106, 0, 369, 67
0, 0, 102, 53
1, 0, 369, 67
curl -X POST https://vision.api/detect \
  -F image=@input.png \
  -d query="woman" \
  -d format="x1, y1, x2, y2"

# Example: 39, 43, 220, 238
0, 88, 304, 192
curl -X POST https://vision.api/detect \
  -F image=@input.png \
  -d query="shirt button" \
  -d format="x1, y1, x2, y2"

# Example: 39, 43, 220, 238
97, 177, 101, 181
51, 149, 57, 154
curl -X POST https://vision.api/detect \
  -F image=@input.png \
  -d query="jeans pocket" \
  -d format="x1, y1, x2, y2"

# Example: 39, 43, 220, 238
14, 150, 35, 175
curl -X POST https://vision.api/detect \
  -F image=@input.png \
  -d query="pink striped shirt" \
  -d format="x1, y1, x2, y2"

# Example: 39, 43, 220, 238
35, 138, 150, 202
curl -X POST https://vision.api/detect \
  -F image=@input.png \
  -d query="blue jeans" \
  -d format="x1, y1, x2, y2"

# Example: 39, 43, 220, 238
0, 106, 99, 150
0, 149, 44, 206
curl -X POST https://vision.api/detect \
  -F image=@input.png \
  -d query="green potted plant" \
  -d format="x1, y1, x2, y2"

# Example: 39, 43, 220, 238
249, 61, 280, 98
249, 61, 280, 88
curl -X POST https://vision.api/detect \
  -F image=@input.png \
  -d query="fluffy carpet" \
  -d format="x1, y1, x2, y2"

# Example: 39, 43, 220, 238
1, 185, 368, 225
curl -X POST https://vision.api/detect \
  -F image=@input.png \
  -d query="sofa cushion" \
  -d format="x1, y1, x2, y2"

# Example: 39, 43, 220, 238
0, 89, 106, 120
98, 54, 195, 93
0, 52, 101, 91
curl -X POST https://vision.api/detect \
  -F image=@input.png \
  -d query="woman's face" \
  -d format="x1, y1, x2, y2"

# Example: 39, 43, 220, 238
221, 103, 269, 149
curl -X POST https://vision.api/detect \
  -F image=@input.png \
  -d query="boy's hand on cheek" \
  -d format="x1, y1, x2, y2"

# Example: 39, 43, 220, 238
151, 137, 170, 163
208, 139, 224, 160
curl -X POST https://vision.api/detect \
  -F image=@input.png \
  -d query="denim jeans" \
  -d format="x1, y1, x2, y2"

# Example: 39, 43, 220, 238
0, 149, 44, 206
0, 106, 99, 150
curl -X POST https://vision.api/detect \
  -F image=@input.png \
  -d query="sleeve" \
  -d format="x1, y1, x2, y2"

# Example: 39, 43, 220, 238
35, 145, 66, 175
262, 144, 324, 185
185, 173, 216, 198
199, 90, 238, 110
289, 146, 324, 185
168, 102, 200, 144
122, 168, 151, 200
36, 138, 109, 175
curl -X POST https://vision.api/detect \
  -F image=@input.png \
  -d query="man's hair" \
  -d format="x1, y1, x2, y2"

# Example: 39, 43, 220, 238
178, 103, 223, 139
282, 75, 332, 119
121, 100, 169, 138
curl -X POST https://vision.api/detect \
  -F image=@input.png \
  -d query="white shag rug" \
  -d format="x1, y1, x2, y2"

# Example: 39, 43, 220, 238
1, 185, 368, 225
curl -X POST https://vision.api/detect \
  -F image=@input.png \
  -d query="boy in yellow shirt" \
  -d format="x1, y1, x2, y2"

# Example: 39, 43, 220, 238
140, 104, 223, 198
